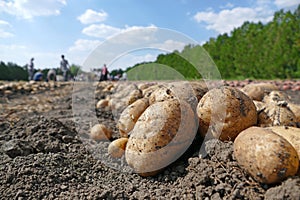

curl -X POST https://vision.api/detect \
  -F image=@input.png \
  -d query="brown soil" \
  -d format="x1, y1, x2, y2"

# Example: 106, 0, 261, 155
0, 80, 299, 199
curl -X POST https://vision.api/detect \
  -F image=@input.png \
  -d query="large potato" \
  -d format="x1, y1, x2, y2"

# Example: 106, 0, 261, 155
117, 98, 149, 138
125, 99, 198, 176
242, 83, 278, 101
234, 126, 299, 184
267, 126, 300, 159
197, 86, 257, 141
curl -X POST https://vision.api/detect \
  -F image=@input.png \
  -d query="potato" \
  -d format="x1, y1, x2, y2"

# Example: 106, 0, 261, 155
234, 126, 299, 184
149, 81, 198, 110
267, 126, 300, 159
117, 98, 149, 138
142, 84, 164, 98
263, 90, 290, 104
125, 99, 197, 176
96, 99, 109, 109
108, 83, 142, 112
288, 103, 300, 123
90, 124, 112, 141
242, 83, 278, 101
257, 101, 297, 127
197, 86, 257, 141
262, 91, 300, 125
108, 138, 128, 158
189, 81, 208, 102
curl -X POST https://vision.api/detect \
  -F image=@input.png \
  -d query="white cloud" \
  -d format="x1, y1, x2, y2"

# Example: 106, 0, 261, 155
0, 20, 10, 26
78, 9, 108, 24
69, 39, 101, 52
194, 6, 273, 34
274, 0, 300, 8
82, 24, 122, 39
152, 39, 186, 52
81, 23, 159, 43
0, 19, 13, 38
0, 0, 67, 19
220, 3, 235, 9
0, 29, 14, 38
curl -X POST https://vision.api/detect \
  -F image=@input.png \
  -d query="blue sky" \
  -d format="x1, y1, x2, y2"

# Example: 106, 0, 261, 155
0, 0, 299, 71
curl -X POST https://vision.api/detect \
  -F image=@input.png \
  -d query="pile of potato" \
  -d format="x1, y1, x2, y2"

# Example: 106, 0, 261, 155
0, 81, 69, 95
90, 81, 300, 184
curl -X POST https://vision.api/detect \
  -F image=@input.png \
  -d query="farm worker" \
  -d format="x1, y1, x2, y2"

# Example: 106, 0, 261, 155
27, 57, 35, 81
60, 55, 70, 81
47, 69, 57, 81
99, 64, 108, 81
33, 71, 43, 81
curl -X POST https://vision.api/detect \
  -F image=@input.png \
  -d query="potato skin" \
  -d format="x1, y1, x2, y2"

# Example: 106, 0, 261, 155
256, 92, 297, 127
125, 99, 198, 176
234, 126, 299, 184
117, 98, 149, 138
267, 126, 300, 159
108, 138, 128, 158
197, 86, 257, 141
242, 83, 278, 101
148, 81, 198, 111
90, 124, 112, 141
287, 103, 300, 123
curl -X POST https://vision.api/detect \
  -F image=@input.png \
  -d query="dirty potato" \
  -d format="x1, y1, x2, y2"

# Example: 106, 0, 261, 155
108, 138, 128, 158
117, 98, 149, 138
267, 126, 300, 159
255, 92, 297, 127
90, 124, 112, 141
241, 82, 278, 101
197, 86, 257, 141
287, 103, 300, 123
125, 99, 198, 176
234, 126, 299, 184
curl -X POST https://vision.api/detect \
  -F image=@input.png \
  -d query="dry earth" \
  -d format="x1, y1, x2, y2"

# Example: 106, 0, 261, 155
0, 80, 300, 199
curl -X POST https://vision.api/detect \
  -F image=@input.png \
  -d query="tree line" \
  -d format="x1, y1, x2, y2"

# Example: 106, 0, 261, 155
129, 5, 300, 80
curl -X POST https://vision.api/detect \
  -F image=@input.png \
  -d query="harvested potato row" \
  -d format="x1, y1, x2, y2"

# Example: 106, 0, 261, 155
234, 126, 299, 184
125, 99, 198, 176
197, 86, 257, 141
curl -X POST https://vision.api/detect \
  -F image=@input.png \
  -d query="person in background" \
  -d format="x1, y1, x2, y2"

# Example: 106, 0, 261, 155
33, 70, 43, 81
60, 55, 70, 81
28, 57, 35, 81
120, 72, 127, 81
99, 64, 108, 81
47, 69, 57, 81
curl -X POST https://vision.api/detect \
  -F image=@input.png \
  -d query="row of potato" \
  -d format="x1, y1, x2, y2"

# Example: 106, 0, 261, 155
0, 81, 68, 95
90, 81, 300, 184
